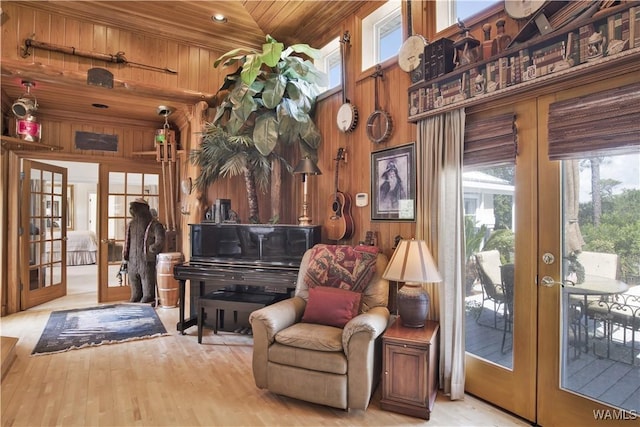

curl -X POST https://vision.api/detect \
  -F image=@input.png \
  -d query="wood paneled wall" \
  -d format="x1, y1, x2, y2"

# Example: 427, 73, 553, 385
1, 3, 222, 96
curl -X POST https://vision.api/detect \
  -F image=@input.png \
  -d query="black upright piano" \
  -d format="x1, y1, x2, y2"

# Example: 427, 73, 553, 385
173, 223, 321, 333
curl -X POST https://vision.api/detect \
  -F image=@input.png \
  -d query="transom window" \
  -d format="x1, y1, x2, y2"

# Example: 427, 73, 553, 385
436, 0, 498, 32
314, 37, 341, 93
362, 0, 402, 71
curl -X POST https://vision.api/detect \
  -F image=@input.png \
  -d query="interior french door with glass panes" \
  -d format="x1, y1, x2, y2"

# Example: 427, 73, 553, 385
98, 164, 162, 303
20, 160, 68, 309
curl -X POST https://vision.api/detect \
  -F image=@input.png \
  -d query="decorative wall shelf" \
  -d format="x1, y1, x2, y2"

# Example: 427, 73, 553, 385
1, 135, 62, 152
408, 2, 640, 122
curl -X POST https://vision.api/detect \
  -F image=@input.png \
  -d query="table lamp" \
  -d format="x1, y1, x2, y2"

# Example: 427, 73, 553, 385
382, 239, 442, 328
293, 157, 321, 226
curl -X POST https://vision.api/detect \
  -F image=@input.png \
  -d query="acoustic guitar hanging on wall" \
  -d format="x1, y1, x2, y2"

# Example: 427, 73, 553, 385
336, 31, 358, 133
326, 148, 355, 241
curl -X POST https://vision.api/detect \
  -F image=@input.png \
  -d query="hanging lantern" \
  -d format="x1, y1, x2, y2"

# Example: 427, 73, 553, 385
12, 81, 41, 142
16, 114, 41, 142
154, 106, 175, 146
12, 81, 38, 118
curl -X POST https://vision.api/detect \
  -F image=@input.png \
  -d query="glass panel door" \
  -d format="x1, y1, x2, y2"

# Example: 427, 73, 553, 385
464, 163, 515, 369
559, 155, 640, 413
20, 160, 67, 309
463, 100, 538, 421
98, 164, 161, 303
537, 73, 640, 426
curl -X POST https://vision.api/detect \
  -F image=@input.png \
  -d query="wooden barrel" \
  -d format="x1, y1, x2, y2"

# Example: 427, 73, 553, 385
156, 252, 184, 308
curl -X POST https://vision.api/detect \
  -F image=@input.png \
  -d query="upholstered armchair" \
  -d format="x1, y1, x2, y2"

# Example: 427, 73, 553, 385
249, 244, 390, 411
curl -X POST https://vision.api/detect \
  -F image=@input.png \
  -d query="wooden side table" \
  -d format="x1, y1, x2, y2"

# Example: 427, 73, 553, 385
380, 318, 440, 420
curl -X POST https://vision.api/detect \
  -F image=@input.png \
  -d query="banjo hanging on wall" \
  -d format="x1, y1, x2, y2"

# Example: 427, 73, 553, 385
336, 31, 358, 133
397, 0, 428, 83
366, 65, 393, 144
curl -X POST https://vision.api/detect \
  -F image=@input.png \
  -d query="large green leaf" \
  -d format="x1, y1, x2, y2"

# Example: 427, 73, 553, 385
276, 110, 298, 145
286, 81, 312, 115
218, 68, 242, 92
262, 74, 287, 109
241, 54, 263, 86
213, 104, 227, 124
261, 41, 284, 67
301, 60, 328, 86
277, 98, 301, 123
228, 83, 250, 107
213, 47, 252, 68
253, 112, 279, 156
276, 113, 298, 142
282, 56, 306, 79
282, 43, 321, 60
299, 120, 321, 149
226, 114, 244, 136
224, 82, 260, 131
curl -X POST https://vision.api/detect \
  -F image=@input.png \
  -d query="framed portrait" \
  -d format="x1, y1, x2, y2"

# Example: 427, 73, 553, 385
371, 143, 416, 221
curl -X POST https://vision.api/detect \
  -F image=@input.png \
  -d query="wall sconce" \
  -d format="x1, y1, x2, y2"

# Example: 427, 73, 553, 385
293, 157, 322, 226
382, 239, 442, 328
12, 81, 38, 118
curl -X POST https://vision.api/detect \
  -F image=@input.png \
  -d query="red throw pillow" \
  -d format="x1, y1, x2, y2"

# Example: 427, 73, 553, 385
302, 286, 362, 328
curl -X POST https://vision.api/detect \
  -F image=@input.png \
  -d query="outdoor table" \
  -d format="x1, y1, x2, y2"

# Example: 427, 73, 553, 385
564, 275, 629, 354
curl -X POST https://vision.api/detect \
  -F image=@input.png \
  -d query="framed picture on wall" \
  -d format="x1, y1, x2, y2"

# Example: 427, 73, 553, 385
371, 143, 416, 221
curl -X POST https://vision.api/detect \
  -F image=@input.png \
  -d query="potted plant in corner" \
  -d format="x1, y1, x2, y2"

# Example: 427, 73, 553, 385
190, 35, 326, 223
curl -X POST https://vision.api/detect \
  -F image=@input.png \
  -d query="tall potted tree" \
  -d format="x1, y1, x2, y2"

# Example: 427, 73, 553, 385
190, 35, 326, 223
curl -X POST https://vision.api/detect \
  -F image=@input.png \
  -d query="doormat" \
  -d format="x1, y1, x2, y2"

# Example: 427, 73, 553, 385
32, 304, 168, 355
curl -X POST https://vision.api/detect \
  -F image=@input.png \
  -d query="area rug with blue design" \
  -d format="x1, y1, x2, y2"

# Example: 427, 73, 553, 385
32, 304, 168, 355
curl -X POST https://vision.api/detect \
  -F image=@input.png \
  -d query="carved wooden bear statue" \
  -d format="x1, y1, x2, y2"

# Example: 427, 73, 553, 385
123, 198, 166, 303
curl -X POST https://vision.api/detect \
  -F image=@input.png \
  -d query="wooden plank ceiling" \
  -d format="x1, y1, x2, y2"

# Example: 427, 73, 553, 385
1, 0, 369, 127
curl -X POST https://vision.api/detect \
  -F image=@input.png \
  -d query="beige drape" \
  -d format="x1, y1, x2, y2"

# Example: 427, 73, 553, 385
564, 159, 584, 254
416, 109, 466, 400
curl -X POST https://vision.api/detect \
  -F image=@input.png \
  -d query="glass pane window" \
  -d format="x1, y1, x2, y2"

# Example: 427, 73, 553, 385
560, 152, 640, 413
463, 165, 516, 370
314, 37, 341, 93
362, 0, 401, 71
377, 11, 402, 63
436, 0, 498, 32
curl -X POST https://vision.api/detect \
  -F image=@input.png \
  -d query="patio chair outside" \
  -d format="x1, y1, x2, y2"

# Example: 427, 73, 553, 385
475, 250, 507, 329
500, 263, 515, 354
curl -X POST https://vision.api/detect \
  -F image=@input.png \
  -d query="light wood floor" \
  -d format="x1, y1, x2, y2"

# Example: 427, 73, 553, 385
1, 265, 531, 426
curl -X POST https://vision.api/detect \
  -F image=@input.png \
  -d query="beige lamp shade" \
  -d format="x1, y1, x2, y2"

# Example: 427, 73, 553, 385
382, 239, 442, 284
383, 239, 441, 328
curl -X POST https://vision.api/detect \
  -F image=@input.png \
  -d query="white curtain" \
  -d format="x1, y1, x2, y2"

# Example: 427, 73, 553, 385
416, 109, 466, 400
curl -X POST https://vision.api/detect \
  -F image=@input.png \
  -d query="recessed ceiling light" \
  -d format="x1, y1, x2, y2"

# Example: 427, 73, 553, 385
212, 14, 227, 23
92, 103, 109, 109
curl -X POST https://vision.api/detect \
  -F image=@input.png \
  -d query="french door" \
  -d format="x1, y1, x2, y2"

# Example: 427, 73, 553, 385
98, 163, 162, 303
463, 99, 538, 421
536, 74, 640, 425
20, 160, 68, 309
465, 73, 639, 425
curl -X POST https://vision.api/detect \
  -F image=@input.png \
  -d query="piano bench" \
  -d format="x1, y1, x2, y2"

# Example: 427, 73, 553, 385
197, 291, 284, 343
